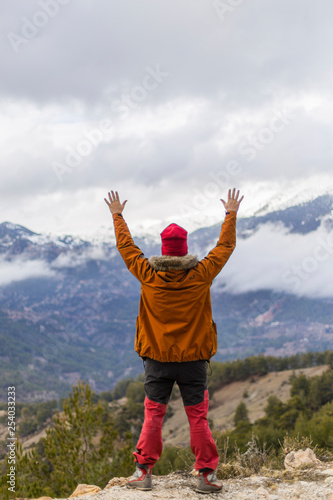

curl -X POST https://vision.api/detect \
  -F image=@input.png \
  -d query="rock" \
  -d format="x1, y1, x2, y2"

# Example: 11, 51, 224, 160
69, 484, 102, 497
321, 468, 333, 476
256, 486, 270, 498
22, 497, 52, 500
324, 476, 333, 483
235, 493, 248, 499
249, 475, 268, 482
104, 477, 128, 488
284, 448, 321, 470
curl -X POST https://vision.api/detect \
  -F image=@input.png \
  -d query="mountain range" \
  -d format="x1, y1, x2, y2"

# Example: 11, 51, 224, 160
0, 193, 333, 402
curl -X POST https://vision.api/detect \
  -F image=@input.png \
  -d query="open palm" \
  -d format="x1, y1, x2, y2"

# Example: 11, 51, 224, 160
221, 188, 244, 212
104, 191, 127, 215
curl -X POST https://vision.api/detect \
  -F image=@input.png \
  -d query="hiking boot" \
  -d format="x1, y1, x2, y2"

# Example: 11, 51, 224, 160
127, 466, 152, 490
195, 470, 223, 494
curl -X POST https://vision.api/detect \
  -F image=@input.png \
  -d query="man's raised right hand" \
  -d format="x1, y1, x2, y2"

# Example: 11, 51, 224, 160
221, 188, 244, 213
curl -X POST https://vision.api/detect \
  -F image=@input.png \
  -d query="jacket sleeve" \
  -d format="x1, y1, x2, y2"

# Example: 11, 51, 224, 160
196, 211, 237, 282
112, 213, 151, 282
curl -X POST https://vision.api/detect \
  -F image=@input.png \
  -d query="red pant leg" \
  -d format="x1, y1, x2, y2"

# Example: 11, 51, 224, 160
133, 396, 167, 468
184, 390, 219, 470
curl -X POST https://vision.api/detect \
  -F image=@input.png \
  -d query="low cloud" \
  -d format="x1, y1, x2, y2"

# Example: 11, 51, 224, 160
1, 218, 333, 299
215, 220, 333, 299
0, 245, 111, 286
0, 257, 56, 286
51, 245, 109, 268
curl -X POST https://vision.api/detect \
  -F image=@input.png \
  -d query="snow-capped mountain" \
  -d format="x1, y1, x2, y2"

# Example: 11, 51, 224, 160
238, 174, 333, 219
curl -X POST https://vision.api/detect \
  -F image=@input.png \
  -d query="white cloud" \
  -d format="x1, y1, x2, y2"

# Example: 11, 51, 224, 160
1, 0, 333, 236
0, 257, 56, 286
1, 217, 333, 300
51, 245, 109, 268
0, 245, 111, 286
216, 221, 333, 298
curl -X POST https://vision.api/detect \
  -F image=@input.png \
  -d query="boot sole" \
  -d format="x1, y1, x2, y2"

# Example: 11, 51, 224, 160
195, 486, 223, 494
127, 482, 152, 491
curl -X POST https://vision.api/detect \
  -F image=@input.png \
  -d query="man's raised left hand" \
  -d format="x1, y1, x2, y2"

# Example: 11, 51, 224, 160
104, 190, 127, 215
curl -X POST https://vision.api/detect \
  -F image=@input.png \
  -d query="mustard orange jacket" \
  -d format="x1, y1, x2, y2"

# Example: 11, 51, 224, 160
112, 212, 237, 362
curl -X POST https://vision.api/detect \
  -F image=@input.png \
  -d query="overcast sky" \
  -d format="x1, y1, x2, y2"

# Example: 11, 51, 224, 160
1, 0, 333, 239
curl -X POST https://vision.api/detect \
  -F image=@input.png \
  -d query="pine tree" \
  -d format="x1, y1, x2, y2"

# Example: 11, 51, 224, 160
0, 380, 134, 498
234, 401, 249, 427
42, 379, 106, 496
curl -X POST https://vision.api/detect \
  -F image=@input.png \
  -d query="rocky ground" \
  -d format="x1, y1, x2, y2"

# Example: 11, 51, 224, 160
15, 451, 333, 500
23, 469, 333, 500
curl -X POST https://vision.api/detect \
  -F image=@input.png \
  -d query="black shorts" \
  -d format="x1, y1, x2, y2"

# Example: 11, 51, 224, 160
144, 358, 208, 406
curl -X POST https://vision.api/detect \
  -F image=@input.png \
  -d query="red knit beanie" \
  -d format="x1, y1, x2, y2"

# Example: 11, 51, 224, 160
161, 223, 188, 256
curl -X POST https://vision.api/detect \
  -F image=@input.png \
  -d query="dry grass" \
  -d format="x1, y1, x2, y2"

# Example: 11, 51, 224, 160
216, 433, 277, 479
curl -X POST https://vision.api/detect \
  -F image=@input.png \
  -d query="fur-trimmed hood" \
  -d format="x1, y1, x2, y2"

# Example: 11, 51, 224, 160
148, 254, 198, 272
